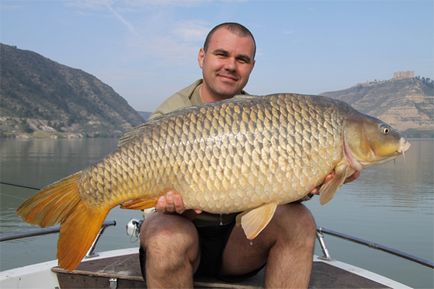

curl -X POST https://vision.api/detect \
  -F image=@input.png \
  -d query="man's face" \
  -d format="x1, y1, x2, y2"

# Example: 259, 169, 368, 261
198, 28, 255, 101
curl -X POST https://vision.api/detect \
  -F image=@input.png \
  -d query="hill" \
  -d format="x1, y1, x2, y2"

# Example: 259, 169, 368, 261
0, 43, 144, 138
321, 75, 434, 138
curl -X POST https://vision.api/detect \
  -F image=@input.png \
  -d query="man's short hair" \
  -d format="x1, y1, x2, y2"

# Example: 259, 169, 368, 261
203, 22, 256, 59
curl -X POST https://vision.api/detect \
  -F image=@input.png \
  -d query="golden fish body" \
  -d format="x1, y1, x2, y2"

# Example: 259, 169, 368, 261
82, 94, 343, 212
17, 93, 410, 270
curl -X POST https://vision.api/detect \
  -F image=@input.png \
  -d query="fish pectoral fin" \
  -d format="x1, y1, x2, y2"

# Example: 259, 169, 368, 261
237, 202, 278, 240
120, 197, 158, 210
319, 163, 351, 205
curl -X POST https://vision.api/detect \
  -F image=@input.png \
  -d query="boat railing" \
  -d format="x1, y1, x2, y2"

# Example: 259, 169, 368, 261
316, 226, 434, 269
3, 181, 431, 269
1, 221, 432, 269
0, 220, 116, 259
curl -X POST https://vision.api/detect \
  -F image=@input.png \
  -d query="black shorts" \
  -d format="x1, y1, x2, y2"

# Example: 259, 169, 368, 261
194, 220, 236, 277
139, 214, 263, 280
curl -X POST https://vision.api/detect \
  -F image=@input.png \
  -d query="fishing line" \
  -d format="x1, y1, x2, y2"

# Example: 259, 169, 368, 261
0, 181, 40, 191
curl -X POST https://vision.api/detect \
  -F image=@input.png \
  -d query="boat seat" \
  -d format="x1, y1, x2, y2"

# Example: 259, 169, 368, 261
52, 253, 390, 288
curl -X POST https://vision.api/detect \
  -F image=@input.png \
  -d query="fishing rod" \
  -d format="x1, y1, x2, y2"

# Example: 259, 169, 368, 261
0, 181, 40, 190
317, 227, 434, 269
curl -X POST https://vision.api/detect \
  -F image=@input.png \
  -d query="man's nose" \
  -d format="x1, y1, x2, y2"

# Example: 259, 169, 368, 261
223, 58, 236, 71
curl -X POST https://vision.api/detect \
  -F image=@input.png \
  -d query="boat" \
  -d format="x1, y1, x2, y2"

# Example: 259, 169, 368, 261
1, 219, 432, 289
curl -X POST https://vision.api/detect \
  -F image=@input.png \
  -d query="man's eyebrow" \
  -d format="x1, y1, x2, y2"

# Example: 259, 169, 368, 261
212, 49, 252, 63
212, 48, 229, 55
236, 54, 252, 63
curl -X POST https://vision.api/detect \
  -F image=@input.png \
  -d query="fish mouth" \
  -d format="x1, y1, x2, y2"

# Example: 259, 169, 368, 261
398, 137, 411, 154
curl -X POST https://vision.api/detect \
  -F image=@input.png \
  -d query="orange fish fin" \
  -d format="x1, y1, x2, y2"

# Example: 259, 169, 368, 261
238, 202, 278, 240
58, 203, 109, 270
16, 172, 109, 271
17, 172, 82, 227
319, 162, 352, 205
120, 197, 158, 210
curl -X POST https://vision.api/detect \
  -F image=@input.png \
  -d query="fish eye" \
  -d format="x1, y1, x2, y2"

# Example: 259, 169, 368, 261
380, 125, 390, 135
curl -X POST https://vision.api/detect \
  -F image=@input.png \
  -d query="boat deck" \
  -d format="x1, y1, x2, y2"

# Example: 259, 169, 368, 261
52, 253, 392, 289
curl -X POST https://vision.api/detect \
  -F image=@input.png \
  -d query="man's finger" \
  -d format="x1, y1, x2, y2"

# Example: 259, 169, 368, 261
324, 172, 335, 183
156, 196, 167, 212
310, 187, 320, 195
165, 191, 176, 212
344, 171, 361, 184
173, 193, 185, 214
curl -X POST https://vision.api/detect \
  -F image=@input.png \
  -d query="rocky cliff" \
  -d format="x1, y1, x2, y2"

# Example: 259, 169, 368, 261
0, 43, 144, 138
321, 76, 434, 138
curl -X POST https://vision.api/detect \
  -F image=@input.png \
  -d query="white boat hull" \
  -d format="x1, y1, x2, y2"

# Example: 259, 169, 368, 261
0, 248, 412, 289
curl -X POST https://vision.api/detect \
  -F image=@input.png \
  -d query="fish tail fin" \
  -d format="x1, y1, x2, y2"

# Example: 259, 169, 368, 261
58, 201, 108, 270
17, 172, 83, 227
16, 172, 109, 271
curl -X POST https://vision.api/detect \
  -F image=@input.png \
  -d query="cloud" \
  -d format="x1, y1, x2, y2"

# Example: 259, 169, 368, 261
173, 20, 210, 42
105, 4, 140, 36
66, 0, 206, 11
66, 0, 114, 11
125, 19, 211, 65
65, 0, 212, 66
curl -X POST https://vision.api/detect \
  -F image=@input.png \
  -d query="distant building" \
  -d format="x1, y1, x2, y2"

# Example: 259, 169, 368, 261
393, 71, 415, 80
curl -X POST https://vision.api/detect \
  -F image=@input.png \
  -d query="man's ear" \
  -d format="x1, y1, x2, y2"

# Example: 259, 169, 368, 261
198, 48, 205, 68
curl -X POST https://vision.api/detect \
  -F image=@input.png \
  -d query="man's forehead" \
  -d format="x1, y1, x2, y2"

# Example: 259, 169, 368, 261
207, 28, 255, 55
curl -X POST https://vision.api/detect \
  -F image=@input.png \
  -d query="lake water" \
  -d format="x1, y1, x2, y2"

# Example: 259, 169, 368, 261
0, 138, 433, 288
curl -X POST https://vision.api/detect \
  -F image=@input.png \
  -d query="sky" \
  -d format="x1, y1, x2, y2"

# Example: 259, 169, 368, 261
1, 0, 433, 111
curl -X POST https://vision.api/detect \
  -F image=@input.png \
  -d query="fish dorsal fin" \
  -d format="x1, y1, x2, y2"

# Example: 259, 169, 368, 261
319, 161, 353, 205
118, 123, 150, 147
120, 197, 158, 210
236, 202, 278, 240
118, 113, 168, 147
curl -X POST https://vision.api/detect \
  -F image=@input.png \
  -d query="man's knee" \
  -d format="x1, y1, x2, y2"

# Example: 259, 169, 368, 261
139, 214, 199, 273
273, 203, 317, 242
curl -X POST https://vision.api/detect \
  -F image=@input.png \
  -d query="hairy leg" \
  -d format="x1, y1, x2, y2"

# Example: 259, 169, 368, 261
140, 212, 200, 288
221, 203, 317, 289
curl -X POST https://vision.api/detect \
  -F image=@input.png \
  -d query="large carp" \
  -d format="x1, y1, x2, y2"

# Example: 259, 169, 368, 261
17, 93, 410, 270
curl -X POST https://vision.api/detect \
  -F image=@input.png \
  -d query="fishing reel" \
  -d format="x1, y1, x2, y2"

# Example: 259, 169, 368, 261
126, 219, 142, 241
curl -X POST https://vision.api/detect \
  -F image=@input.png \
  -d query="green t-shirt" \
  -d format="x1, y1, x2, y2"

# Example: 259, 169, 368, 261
149, 80, 203, 120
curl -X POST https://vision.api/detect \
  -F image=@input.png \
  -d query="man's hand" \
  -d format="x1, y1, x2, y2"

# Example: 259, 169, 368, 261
309, 170, 361, 195
343, 170, 361, 184
156, 190, 202, 214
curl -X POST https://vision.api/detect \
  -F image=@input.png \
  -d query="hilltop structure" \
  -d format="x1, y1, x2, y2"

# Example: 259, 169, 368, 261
393, 71, 416, 80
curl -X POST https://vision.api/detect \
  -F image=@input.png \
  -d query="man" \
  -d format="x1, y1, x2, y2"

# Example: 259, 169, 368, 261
139, 22, 356, 288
